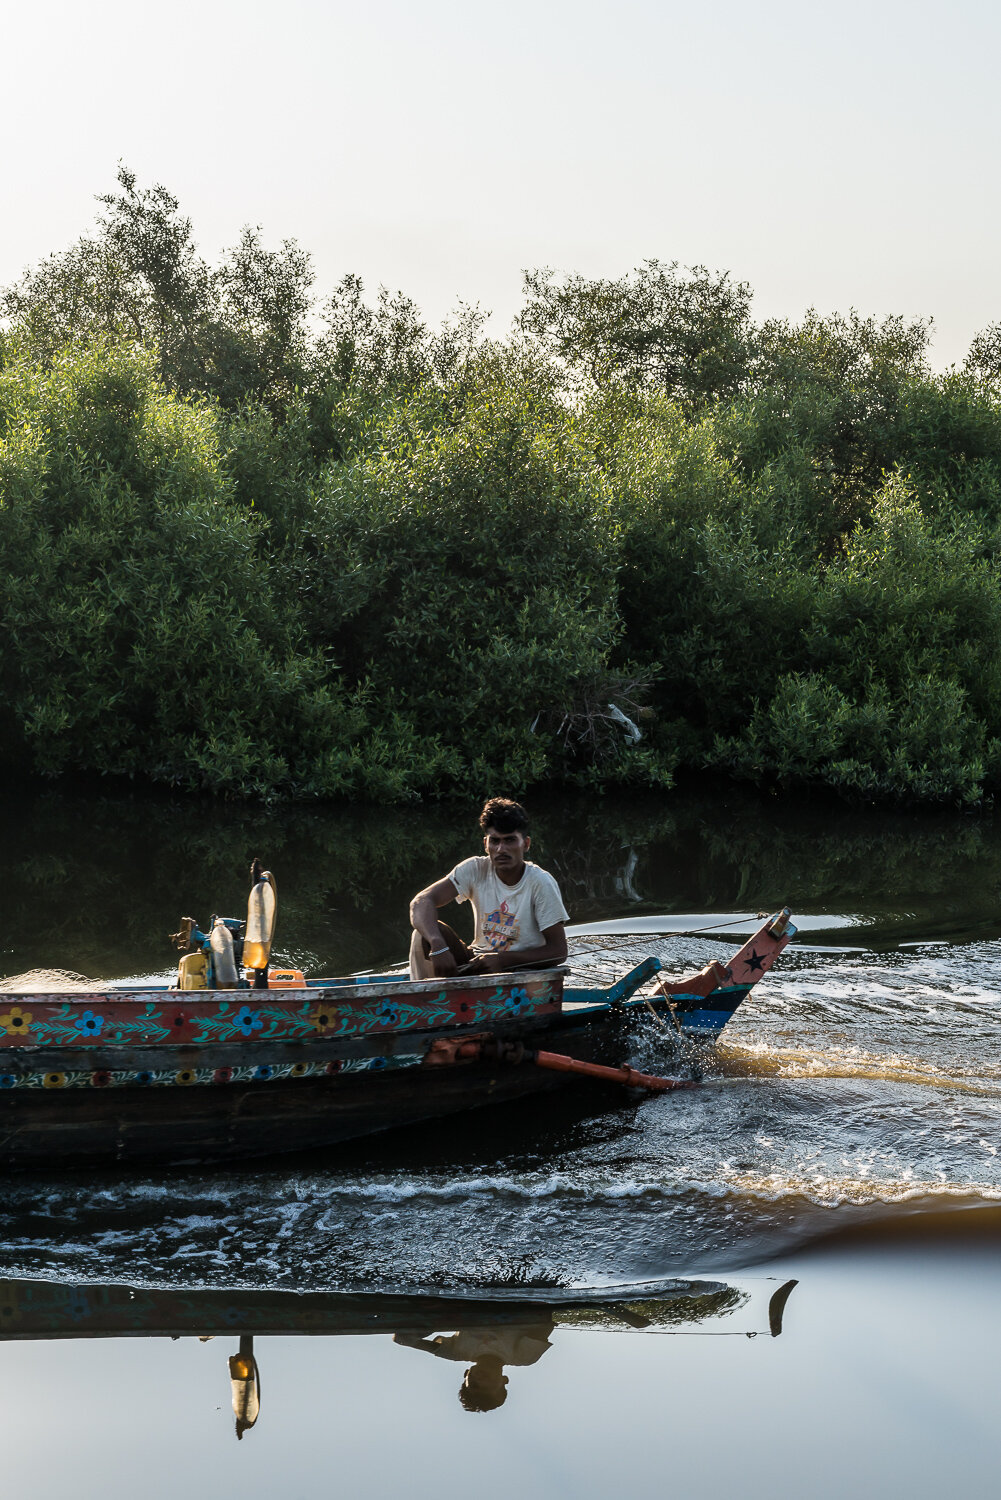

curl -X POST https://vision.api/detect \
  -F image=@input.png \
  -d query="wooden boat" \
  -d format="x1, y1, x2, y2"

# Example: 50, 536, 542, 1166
0, 885, 795, 1165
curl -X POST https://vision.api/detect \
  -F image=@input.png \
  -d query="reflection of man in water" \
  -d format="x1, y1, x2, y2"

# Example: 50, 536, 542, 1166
394, 1320, 555, 1411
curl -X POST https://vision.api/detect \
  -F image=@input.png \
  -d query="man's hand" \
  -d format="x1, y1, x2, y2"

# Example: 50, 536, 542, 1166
432, 947, 459, 977
459, 924, 567, 977
410, 879, 462, 977
458, 952, 504, 975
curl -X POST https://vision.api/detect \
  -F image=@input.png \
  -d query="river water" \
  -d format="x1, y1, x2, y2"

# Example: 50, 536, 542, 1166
1, 783, 999, 1496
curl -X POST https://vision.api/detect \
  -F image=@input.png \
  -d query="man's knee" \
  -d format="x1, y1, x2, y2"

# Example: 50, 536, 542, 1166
424, 922, 471, 964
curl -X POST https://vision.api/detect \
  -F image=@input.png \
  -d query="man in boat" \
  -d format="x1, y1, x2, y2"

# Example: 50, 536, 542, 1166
409, 797, 569, 979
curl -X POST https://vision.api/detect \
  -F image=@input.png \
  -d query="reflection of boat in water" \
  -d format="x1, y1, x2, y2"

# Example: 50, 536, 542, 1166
0, 862, 795, 1165
0, 1275, 799, 1340
0, 1275, 798, 1431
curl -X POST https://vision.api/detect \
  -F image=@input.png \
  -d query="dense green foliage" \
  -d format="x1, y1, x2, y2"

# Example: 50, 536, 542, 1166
3, 167, 1001, 806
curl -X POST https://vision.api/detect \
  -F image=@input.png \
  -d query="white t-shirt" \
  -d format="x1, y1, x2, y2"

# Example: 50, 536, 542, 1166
448, 857, 569, 954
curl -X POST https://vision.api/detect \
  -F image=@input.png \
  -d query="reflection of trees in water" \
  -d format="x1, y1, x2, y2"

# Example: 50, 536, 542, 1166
688, 798, 1001, 920
4, 791, 682, 976
6, 783, 1001, 979
544, 804, 679, 917
551, 791, 1001, 928
2, 791, 466, 977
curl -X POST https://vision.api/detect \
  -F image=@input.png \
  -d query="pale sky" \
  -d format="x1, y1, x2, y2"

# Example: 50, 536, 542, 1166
3, 0, 998, 365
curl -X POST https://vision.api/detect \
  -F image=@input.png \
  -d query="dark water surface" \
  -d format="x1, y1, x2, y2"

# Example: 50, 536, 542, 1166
2, 784, 1000, 1494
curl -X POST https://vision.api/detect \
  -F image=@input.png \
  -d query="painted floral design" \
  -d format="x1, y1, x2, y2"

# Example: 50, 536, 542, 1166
0, 1006, 32, 1037
502, 986, 531, 1017
73, 1010, 104, 1037
0, 1051, 431, 1089
0, 976, 561, 1070
68, 1293, 91, 1322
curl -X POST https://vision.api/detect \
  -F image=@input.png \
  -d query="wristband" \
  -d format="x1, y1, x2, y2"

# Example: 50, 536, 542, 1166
429, 945, 449, 957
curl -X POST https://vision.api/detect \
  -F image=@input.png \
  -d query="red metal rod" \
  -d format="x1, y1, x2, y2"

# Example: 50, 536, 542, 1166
533, 1050, 696, 1093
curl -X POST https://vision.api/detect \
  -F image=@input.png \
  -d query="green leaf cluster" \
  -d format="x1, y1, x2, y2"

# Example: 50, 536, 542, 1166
5, 168, 1001, 806
0, 339, 371, 797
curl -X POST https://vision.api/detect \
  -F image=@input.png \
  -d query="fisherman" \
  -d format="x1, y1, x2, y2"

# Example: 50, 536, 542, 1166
408, 797, 569, 979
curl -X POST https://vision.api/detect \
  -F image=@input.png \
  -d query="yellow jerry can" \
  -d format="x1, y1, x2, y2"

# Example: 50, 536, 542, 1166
177, 950, 208, 989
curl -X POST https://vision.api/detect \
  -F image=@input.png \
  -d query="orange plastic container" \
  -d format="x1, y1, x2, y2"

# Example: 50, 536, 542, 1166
267, 968, 306, 989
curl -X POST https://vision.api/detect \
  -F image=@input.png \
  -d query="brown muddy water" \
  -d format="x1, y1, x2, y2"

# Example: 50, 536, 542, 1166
2, 783, 1000, 1497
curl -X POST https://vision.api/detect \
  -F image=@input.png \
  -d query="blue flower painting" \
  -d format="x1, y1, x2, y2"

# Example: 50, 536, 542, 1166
73, 1010, 104, 1037
502, 987, 531, 1017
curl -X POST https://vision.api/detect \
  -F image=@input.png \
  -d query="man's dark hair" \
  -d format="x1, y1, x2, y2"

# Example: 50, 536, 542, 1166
459, 1360, 509, 1412
479, 797, 529, 835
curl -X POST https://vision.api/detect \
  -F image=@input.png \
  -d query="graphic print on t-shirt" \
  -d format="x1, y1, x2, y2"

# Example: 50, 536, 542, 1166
482, 901, 520, 950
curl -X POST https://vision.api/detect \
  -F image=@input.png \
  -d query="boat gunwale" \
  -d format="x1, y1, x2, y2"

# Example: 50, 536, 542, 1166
0, 966, 572, 1004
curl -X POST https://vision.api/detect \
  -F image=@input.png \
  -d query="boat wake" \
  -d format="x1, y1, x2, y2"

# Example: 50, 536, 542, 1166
1, 1167, 999, 1297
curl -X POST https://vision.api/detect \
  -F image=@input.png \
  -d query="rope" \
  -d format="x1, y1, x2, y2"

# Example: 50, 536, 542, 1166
675, 914, 765, 936
643, 994, 671, 1029
643, 993, 682, 1035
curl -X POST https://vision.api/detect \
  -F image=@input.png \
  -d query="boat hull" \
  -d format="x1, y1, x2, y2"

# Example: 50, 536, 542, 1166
0, 1007, 646, 1166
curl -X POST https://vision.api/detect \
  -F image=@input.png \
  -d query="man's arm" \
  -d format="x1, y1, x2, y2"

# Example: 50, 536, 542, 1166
393, 1331, 464, 1360
410, 878, 461, 976
463, 922, 567, 975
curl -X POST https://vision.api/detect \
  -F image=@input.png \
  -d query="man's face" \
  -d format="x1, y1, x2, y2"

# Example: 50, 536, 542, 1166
483, 826, 530, 874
